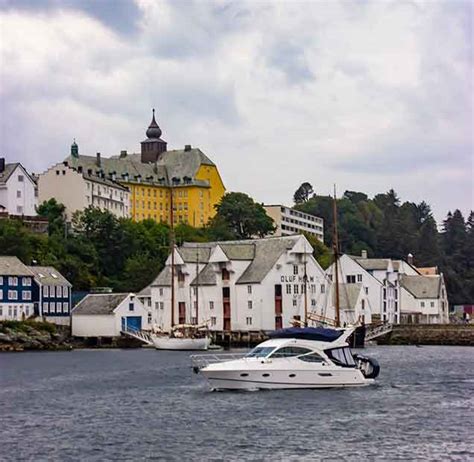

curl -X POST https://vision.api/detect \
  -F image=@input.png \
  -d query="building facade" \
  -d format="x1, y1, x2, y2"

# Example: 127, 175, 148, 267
326, 251, 449, 324
0, 159, 38, 216
71, 293, 148, 337
38, 162, 130, 220
149, 235, 330, 333
0, 257, 35, 321
55, 111, 225, 226
28, 266, 72, 326
263, 205, 324, 242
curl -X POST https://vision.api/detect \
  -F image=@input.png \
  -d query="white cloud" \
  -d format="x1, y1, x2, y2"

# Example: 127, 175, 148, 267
0, 0, 472, 221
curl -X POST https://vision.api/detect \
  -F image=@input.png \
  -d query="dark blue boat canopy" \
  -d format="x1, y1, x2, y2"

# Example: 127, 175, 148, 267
268, 327, 343, 342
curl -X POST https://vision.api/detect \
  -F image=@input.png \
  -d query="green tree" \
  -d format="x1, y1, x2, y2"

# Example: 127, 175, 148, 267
293, 182, 314, 204
37, 198, 66, 236
211, 192, 275, 239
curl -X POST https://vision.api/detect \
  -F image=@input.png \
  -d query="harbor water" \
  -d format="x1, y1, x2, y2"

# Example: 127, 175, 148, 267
1, 346, 473, 461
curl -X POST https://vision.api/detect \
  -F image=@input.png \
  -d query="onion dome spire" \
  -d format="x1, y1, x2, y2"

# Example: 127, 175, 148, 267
146, 108, 162, 139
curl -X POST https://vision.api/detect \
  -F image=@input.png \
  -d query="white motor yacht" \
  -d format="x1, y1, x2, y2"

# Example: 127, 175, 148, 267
191, 327, 379, 390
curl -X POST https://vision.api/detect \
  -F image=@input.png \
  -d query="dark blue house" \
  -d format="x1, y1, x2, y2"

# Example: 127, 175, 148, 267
0, 256, 35, 320
28, 266, 72, 326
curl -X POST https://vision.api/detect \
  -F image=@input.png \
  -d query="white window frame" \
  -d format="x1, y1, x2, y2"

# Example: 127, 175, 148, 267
9, 277, 18, 286
8, 290, 18, 300
248, 300, 253, 309
23, 277, 31, 287
23, 291, 31, 300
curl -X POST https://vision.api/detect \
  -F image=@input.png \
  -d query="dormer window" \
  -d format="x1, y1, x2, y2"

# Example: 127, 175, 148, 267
222, 268, 230, 281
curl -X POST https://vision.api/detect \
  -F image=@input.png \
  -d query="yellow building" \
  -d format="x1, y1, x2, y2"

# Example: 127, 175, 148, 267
65, 111, 225, 226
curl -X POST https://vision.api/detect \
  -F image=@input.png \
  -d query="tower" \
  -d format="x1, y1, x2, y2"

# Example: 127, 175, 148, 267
141, 109, 167, 163
71, 139, 79, 158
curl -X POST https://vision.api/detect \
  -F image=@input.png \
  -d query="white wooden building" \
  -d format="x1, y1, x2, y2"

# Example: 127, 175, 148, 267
0, 159, 38, 216
326, 251, 449, 324
71, 293, 148, 337
149, 235, 330, 333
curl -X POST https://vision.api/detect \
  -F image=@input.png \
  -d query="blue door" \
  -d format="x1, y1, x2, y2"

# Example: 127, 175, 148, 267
124, 316, 142, 331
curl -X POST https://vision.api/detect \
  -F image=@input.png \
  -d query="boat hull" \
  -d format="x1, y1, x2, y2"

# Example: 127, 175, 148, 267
152, 336, 210, 351
202, 369, 373, 390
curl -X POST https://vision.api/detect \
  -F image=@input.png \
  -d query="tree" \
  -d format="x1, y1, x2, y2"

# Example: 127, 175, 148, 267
293, 182, 314, 204
37, 199, 66, 237
211, 192, 276, 239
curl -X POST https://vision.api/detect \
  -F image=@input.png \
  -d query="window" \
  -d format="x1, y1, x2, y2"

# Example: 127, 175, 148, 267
209, 301, 214, 310
324, 347, 356, 367
298, 353, 324, 363
211, 317, 217, 326
177, 272, 185, 283
294, 284, 299, 294
271, 347, 312, 358
346, 275, 356, 284
311, 284, 316, 294
0, 289, 2, 299
247, 285, 252, 294
17, 190, 22, 198
23, 291, 31, 300
43, 285, 49, 297
292, 299, 297, 307
221, 268, 230, 281
57, 286, 63, 297
43, 302, 49, 313
394, 301, 398, 311
246, 346, 276, 358
430, 301, 434, 307
8, 290, 18, 300
23, 277, 31, 286
0, 276, 2, 284
159, 288, 163, 296
248, 301, 253, 309
286, 284, 291, 294
9, 277, 18, 286
321, 284, 325, 294
64, 286, 68, 298
383, 301, 387, 312
311, 299, 316, 307
361, 299, 365, 310
383, 288, 387, 299
421, 302, 425, 308
394, 289, 398, 300
63, 302, 69, 313
293, 265, 298, 275
159, 302, 164, 310
147, 313, 152, 324
357, 274, 362, 282
365, 287, 369, 295
50, 302, 56, 313
18, 175, 24, 182
129, 303, 134, 311
246, 317, 252, 325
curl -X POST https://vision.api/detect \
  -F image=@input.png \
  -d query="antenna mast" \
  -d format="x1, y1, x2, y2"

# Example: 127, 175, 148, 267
333, 185, 340, 328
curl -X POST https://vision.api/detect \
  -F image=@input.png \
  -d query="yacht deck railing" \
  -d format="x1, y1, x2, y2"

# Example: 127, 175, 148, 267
190, 353, 247, 371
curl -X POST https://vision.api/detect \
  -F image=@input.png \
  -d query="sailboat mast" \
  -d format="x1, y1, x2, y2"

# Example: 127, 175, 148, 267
170, 186, 175, 329
333, 185, 340, 328
195, 248, 199, 325
303, 243, 308, 326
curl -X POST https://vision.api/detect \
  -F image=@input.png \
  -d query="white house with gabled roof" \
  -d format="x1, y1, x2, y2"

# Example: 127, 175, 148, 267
0, 159, 37, 216
149, 235, 330, 333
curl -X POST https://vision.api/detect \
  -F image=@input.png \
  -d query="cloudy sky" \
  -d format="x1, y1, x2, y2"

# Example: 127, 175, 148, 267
0, 0, 472, 222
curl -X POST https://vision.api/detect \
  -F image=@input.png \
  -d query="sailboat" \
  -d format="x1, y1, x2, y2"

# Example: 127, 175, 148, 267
151, 186, 210, 351
191, 187, 380, 389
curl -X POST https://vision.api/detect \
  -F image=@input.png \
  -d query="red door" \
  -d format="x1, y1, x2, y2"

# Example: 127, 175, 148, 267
275, 316, 282, 330
178, 302, 186, 325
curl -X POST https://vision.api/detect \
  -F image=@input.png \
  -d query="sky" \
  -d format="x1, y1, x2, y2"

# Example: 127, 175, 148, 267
0, 0, 472, 223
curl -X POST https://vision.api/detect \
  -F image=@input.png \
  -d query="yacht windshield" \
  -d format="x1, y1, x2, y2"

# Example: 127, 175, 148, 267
324, 347, 356, 367
246, 347, 275, 358
270, 347, 313, 358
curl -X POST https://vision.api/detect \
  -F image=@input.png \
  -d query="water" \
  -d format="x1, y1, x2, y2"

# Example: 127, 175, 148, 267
1, 346, 473, 462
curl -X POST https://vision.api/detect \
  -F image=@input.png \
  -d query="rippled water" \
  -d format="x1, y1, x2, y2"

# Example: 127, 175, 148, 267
1, 346, 473, 461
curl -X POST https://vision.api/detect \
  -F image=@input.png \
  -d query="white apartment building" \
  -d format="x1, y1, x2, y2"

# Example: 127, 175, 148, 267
149, 235, 330, 333
326, 251, 449, 324
0, 159, 38, 216
264, 205, 324, 242
38, 162, 130, 219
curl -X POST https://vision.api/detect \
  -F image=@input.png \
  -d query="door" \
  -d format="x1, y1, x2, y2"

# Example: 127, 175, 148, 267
125, 316, 142, 331
178, 302, 186, 325
275, 316, 282, 330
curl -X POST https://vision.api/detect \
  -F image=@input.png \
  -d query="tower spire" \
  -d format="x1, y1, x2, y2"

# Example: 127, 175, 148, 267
146, 108, 162, 139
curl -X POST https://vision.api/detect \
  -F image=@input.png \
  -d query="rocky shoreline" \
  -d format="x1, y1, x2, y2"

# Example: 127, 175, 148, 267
0, 321, 73, 352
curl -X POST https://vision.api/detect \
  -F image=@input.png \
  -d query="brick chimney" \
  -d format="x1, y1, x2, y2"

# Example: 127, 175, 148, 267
96, 152, 101, 167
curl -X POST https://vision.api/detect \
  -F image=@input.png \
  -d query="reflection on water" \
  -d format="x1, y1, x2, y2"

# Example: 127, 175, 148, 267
1, 346, 473, 461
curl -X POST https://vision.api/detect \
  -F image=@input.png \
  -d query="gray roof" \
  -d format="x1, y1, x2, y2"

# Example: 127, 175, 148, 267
138, 284, 151, 297
0, 163, 35, 186
335, 283, 362, 310
0, 256, 33, 276
190, 263, 217, 286
354, 258, 390, 271
152, 266, 172, 287
236, 236, 300, 284
400, 275, 441, 299
64, 147, 215, 188
28, 266, 72, 286
72, 293, 129, 315
152, 235, 301, 287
